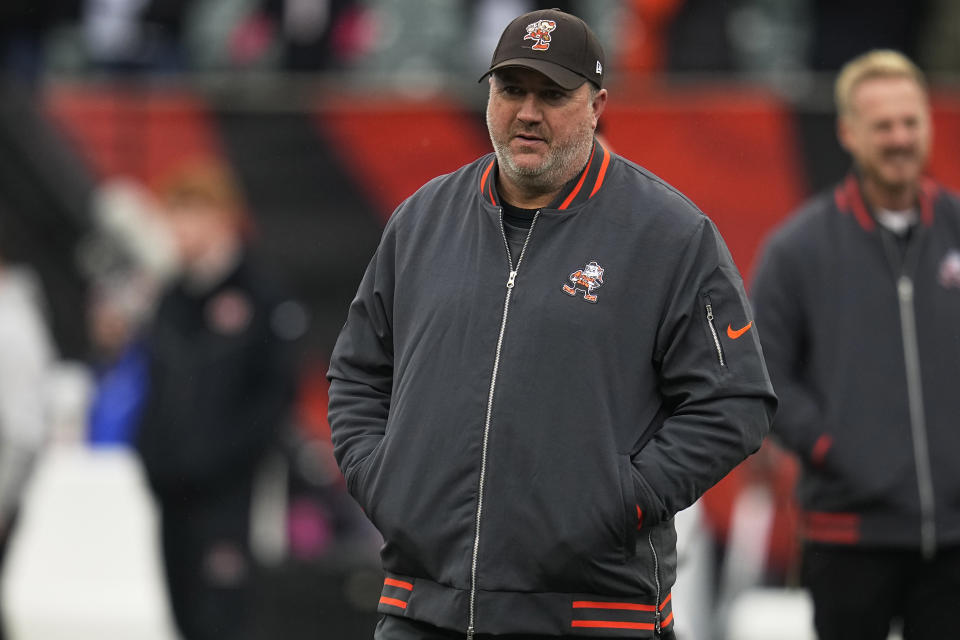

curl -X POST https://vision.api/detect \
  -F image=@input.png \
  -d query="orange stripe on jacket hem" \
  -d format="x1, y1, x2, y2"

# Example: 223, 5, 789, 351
589, 145, 610, 198
384, 578, 413, 591
662, 611, 675, 627
558, 146, 596, 210
810, 434, 833, 466
805, 511, 859, 526
379, 596, 408, 609
804, 528, 860, 544
573, 600, 656, 611
572, 621, 655, 630
659, 592, 672, 611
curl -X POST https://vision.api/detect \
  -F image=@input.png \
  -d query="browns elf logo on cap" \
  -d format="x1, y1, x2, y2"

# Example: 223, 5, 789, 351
480, 8, 606, 91
524, 19, 557, 51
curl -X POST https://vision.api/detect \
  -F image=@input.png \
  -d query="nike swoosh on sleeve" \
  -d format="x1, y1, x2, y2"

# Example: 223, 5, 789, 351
726, 322, 753, 339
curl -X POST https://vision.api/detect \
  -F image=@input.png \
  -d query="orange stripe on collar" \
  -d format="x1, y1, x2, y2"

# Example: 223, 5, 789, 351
558, 145, 596, 210
589, 144, 610, 198
480, 158, 496, 205
482, 140, 610, 210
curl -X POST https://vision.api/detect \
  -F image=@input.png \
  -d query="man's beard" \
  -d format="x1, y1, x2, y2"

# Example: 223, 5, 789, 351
865, 144, 926, 191
487, 114, 595, 196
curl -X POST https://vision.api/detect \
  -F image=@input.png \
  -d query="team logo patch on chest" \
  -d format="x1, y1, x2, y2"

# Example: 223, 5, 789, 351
206, 288, 253, 335
524, 19, 557, 51
562, 261, 604, 303
939, 249, 960, 290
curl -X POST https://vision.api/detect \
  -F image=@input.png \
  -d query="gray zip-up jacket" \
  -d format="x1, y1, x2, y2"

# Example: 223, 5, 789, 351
752, 174, 960, 556
328, 141, 776, 637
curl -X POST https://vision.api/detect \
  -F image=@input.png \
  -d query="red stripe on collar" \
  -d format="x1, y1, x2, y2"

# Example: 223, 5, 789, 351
835, 173, 940, 230
920, 177, 938, 226
838, 174, 875, 231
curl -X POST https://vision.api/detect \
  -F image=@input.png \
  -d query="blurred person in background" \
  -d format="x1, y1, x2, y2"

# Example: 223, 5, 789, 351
86, 273, 155, 447
328, 8, 776, 639
0, 251, 56, 640
752, 50, 960, 639
82, 0, 188, 72
0, 0, 78, 81
134, 160, 299, 640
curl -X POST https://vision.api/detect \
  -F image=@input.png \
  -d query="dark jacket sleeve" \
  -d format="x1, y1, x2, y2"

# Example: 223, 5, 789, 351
634, 218, 777, 526
327, 222, 397, 506
750, 230, 824, 460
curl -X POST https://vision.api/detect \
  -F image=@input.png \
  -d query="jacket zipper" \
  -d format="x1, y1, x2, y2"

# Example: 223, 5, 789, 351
896, 275, 937, 558
705, 302, 726, 367
878, 227, 937, 559
467, 209, 540, 639
647, 532, 662, 635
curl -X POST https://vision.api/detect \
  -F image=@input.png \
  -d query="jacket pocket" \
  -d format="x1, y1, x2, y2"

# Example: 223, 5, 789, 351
347, 438, 387, 515
618, 455, 639, 558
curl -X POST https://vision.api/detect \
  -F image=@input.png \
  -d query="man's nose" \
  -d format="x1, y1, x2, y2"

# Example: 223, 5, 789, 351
890, 122, 915, 147
516, 93, 543, 123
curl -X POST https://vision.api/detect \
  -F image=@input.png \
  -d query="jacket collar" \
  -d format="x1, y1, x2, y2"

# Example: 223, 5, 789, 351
834, 171, 939, 231
479, 139, 611, 211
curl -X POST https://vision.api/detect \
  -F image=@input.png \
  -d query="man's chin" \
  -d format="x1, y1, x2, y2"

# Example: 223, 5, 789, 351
879, 170, 923, 192
505, 155, 549, 178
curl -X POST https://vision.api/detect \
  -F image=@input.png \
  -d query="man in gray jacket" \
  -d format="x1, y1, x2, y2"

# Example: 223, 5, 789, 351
328, 8, 776, 639
752, 50, 960, 639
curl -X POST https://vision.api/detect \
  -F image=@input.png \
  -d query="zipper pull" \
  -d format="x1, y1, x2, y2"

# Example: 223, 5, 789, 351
467, 626, 475, 640
706, 303, 714, 321
898, 276, 913, 301
507, 270, 517, 289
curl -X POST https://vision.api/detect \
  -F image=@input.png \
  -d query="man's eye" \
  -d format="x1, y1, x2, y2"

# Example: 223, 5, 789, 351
542, 91, 566, 102
503, 86, 524, 96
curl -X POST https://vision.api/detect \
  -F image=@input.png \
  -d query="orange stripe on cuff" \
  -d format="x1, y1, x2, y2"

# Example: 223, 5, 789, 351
384, 578, 413, 591
662, 611, 675, 627
588, 145, 610, 198
558, 146, 595, 210
379, 596, 408, 609
572, 621, 655, 630
573, 601, 656, 611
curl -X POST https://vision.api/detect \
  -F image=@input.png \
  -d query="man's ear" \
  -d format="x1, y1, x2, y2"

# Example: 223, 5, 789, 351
837, 114, 854, 154
592, 89, 608, 126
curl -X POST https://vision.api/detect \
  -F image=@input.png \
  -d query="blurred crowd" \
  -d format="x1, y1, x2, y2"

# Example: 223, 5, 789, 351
0, 157, 383, 639
0, 0, 959, 84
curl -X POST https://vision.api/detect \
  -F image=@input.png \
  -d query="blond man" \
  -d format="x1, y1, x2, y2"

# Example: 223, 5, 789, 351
752, 50, 960, 639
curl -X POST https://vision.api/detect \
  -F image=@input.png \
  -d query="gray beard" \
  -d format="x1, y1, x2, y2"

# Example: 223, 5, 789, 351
487, 115, 595, 196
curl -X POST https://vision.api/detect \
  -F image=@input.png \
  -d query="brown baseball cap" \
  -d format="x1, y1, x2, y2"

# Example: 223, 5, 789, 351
479, 8, 605, 90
